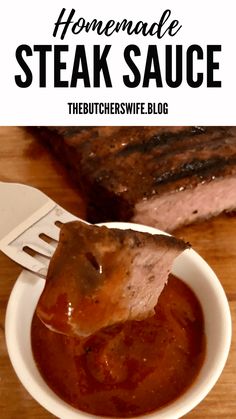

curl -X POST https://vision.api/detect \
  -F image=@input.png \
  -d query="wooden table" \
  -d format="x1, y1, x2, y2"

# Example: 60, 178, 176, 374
0, 126, 235, 419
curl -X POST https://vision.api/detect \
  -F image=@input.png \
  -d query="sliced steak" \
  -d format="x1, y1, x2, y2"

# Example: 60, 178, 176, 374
36, 221, 188, 337
36, 126, 236, 231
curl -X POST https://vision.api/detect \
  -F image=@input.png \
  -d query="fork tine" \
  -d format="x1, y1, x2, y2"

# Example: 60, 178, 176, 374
40, 224, 60, 241
26, 241, 56, 258
4, 246, 48, 277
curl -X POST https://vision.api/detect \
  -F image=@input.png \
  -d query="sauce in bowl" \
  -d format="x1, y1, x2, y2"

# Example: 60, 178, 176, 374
31, 275, 206, 417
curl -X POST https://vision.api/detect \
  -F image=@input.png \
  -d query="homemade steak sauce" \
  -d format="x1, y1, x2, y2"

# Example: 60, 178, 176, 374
31, 275, 205, 417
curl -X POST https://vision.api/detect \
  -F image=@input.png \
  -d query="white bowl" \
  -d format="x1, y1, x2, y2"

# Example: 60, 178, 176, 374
5, 222, 232, 419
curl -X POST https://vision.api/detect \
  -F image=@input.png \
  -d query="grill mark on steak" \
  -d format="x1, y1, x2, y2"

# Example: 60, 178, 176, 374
116, 126, 231, 157
117, 126, 207, 156
153, 157, 236, 186
150, 134, 236, 163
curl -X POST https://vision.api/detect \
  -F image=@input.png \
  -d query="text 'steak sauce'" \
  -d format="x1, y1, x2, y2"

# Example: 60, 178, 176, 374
31, 275, 206, 417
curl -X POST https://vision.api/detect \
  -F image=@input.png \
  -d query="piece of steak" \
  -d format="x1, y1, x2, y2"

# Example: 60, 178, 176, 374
36, 126, 236, 231
36, 221, 189, 337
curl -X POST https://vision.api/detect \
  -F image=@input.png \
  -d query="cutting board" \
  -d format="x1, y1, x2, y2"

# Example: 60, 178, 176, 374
0, 126, 235, 419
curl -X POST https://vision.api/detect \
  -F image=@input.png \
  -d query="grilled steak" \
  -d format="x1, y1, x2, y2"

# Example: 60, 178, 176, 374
37, 221, 188, 337
36, 126, 236, 231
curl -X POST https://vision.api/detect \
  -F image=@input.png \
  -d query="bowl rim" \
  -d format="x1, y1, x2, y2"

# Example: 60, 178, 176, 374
5, 222, 232, 419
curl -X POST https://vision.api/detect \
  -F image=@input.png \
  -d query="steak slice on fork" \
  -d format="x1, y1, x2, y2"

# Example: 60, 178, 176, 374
37, 221, 189, 337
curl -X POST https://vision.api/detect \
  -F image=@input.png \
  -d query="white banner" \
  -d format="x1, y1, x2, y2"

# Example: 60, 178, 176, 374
0, 0, 235, 125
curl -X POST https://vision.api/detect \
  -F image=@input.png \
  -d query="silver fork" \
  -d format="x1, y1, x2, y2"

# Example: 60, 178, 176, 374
0, 182, 86, 277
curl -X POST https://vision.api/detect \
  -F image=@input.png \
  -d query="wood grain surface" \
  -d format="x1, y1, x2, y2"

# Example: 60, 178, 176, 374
0, 126, 235, 419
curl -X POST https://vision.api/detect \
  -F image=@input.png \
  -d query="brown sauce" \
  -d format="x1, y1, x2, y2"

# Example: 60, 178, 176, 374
31, 275, 206, 417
